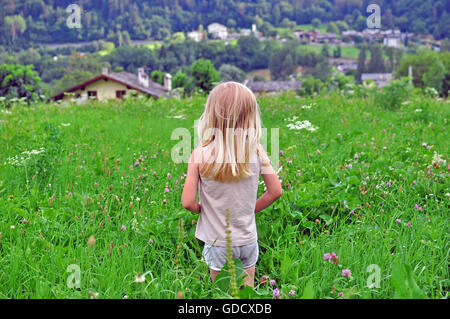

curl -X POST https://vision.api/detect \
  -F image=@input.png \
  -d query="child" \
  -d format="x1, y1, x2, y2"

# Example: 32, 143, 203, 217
181, 81, 282, 287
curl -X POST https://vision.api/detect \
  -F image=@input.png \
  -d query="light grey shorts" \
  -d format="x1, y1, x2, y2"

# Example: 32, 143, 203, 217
202, 242, 259, 271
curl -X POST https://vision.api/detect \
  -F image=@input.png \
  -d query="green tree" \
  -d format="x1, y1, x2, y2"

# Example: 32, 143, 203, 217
190, 59, 221, 93
173, 70, 188, 88
327, 22, 339, 35
335, 21, 349, 33
151, 70, 165, 85
0, 64, 42, 104
311, 18, 321, 28
333, 46, 342, 58
4, 15, 26, 45
309, 56, 331, 82
321, 44, 330, 58
219, 64, 246, 83
356, 44, 367, 83
269, 48, 296, 80
422, 55, 446, 94
367, 45, 386, 73
441, 39, 450, 52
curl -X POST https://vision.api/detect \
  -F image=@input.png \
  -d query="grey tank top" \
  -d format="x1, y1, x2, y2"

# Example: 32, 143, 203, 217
195, 148, 262, 247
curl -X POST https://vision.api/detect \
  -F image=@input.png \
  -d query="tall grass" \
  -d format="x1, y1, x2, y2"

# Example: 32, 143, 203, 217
0, 92, 448, 299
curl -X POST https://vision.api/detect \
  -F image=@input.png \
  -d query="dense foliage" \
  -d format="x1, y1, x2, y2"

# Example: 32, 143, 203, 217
1, 0, 449, 49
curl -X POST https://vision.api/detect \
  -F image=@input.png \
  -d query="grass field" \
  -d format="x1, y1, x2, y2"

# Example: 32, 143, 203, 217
298, 44, 360, 59
0, 92, 448, 299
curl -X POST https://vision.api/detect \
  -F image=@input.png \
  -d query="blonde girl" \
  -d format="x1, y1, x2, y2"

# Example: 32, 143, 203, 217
181, 81, 282, 287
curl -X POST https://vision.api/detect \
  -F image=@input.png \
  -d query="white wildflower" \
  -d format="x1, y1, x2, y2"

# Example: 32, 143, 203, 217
135, 273, 146, 283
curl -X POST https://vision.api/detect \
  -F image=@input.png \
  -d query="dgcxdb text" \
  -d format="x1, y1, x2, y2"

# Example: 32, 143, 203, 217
178, 303, 272, 316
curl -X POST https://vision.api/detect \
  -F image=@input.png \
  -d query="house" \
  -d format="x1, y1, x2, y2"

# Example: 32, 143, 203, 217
51, 68, 171, 102
293, 29, 318, 42
240, 28, 252, 36
207, 23, 228, 39
361, 73, 393, 88
187, 30, 204, 42
329, 57, 358, 74
244, 79, 302, 94
316, 32, 340, 44
383, 36, 401, 48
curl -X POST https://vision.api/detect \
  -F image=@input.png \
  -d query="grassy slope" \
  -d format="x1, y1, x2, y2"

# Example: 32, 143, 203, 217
0, 93, 448, 299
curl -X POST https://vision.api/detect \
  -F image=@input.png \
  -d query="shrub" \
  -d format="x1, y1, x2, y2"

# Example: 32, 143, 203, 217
374, 77, 412, 110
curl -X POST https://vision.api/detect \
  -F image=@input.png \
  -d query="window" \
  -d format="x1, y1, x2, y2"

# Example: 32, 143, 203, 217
116, 90, 126, 99
87, 91, 97, 100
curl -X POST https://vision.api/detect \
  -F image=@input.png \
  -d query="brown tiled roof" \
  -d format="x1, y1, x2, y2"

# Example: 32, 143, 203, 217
245, 79, 302, 92
50, 71, 166, 100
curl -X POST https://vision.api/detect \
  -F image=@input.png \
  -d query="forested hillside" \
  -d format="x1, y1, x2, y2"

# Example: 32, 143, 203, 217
1, 0, 449, 49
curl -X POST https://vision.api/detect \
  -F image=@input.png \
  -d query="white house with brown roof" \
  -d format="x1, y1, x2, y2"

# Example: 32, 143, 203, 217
51, 68, 171, 102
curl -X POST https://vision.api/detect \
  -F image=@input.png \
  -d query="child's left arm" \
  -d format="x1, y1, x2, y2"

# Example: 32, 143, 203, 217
181, 149, 201, 213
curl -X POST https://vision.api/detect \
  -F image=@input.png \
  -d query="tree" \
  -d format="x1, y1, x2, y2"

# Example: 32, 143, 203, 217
395, 50, 449, 91
4, 15, 26, 45
269, 48, 296, 80
151, 70, 165, 85
335, 21, 349, 33
356, 44, 367, 83
321, 44, 330, 58
219, 64, 246, 83
0, 64, 42, 104
422, 55, 446, 94
311, 18, 321, 28
309, 56, 331, 82
441, 39, 450, 52
333, 46, 342, 58
327, 22, 340, 35
367, 45, 386, 73
190, 59, 221, 93
173, 70, 188, 88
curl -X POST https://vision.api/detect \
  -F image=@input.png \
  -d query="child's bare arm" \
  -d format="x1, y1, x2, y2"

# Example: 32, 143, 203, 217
181, 150, 201, 213
255, 146, 282, 214
255, 169, 282, 214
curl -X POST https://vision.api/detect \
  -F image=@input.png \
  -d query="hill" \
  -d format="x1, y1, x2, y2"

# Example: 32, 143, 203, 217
1, 0, 449, 49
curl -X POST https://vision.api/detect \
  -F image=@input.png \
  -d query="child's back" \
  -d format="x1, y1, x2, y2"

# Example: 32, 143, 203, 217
195, 145, 261, 246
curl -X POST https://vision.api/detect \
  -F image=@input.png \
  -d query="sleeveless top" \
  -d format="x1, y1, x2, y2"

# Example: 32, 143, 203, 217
195, 146, 262, 247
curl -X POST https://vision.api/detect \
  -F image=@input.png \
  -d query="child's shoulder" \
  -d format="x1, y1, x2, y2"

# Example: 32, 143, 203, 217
190, 145, 210, 165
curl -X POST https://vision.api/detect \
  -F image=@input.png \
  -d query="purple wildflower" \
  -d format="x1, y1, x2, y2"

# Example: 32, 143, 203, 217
273, 288, 280, 299
341, 269, 352, 278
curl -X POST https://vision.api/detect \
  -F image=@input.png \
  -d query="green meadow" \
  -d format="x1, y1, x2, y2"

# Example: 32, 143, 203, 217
0, 92, 448, 299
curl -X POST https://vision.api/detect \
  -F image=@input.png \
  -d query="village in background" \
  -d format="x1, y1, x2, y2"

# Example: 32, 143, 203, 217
0, 0, 449, 104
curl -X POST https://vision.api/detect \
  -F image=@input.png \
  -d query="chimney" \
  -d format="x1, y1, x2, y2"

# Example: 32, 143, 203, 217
138, 67, 149, 88
164, 73, 172, 91
102, 67, 108, 75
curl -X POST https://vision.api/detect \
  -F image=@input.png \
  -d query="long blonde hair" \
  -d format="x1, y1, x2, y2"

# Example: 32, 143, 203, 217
197, 81, 262, 182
